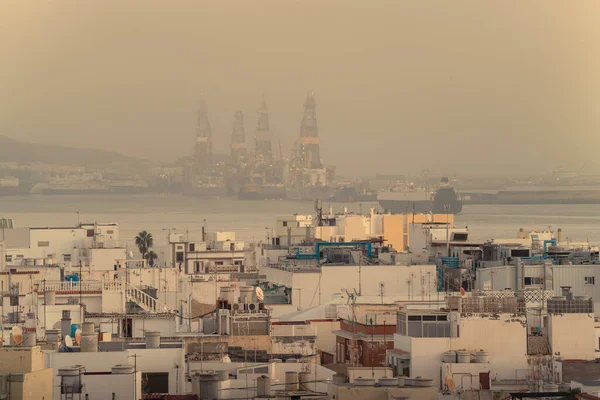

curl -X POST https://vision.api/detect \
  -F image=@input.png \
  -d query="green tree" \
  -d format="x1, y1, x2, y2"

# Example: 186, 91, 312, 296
134, 231, 154, 260
145, 251, 158, 267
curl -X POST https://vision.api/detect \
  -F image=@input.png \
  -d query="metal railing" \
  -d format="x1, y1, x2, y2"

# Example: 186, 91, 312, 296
121, 279, 171, 313
36, 280, 104, 292
35, 279, 172, 313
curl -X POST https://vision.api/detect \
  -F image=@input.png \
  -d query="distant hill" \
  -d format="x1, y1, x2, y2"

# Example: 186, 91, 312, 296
0, 136, 153, 170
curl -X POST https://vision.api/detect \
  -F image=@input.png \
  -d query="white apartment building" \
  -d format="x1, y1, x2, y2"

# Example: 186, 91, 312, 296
1, 222, 125, 271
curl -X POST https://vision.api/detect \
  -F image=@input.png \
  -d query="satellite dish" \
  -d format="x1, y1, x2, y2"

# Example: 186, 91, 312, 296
64, 335, 74, 347
129, 251, 134, 258
11, 326, 23, 345
74, 329, 82, 345
256, 286, 264, 302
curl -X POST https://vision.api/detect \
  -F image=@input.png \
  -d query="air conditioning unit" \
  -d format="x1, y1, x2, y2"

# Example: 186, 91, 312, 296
232, 303, 240, 311
248, 303, 258, 312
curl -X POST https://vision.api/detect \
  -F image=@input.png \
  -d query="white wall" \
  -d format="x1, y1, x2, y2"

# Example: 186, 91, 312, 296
90, 247, 127, 271
548, 314, 595, 360
128, 347, 185, 395
37, 304, 83, 338
393, 314, 529, 388
287, 264, 437, 311
45, 350, 130, 400
84, 371, 142, 400
312, 320, 340, 355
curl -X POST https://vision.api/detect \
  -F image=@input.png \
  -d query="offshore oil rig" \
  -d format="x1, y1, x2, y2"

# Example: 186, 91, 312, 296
183, 93, 335, 200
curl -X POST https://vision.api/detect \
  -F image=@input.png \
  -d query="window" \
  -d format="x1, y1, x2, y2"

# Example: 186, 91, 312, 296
63, 254, 72, 262
189, 243, 195, 252
194, 261, 200, 273
176, 252, 184, 263
106, 230, 114, 234
524, 277, 543, 286
5, 255, 12, 263
86, 229, 94, 237
215, 261, 224, 266
452, 233, 468, 241
283, 221, 288, 227
585, 277, 595, 285
37, 241, 50, 247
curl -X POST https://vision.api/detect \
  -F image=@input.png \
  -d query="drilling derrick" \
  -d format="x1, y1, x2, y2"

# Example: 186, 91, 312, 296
299, 92, 322, 169
194, 99, 213, 171
230, 110, 247, 165
254, 98, 273, 164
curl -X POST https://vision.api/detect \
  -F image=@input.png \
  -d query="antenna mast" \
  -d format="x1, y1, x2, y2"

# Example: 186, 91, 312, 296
344, 288, 359, 366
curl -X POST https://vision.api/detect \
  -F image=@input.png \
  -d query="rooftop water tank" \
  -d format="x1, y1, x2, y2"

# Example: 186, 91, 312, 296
299, 371, 311, 391
111, 364, 135, 374
285, 371, 299, 391
457, 350, 471, 363
443, 351, 457, 363
354, 378, 376, 386
145, 331, 161, 349
46, 329, 60, 343
80, 332, 98, 352
44, 290, 56, 306
405, 377, 434, 387
23, 330, 36, 346
216, 370, 228, 381
475, 350, 489, 363
378, 377, 399, 387
239, 286, 254, 304
257, 375, 272, 397
219, 287, 235, 304
81, 322, 95, 335
58, 366, 84, 394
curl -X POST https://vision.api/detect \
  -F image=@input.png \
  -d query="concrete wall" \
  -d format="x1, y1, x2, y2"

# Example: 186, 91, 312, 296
128, 347, 185, 395
394, 314, 528, 387
45, 350, 130, 400
548, 314, 595, 360
84, 371, 142, 400
383, 214, 404, 251
89, 247, 127, 270
37, 304, 83, 337
285, 264, 437, 311
312, 320, 340, 355
12, 368, 53, 400
0, 346, 45, 373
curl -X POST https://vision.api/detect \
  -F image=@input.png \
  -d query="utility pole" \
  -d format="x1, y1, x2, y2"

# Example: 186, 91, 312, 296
444, 204, 450, 257
130, 354, 140, 400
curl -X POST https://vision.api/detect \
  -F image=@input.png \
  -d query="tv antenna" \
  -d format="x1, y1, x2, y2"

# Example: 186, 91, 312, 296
315, 199, 323, 226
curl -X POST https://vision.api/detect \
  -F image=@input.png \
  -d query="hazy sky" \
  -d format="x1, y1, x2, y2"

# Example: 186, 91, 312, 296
1, 1, 599, 177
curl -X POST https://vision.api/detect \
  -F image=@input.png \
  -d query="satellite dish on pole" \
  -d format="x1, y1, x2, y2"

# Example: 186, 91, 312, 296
11, 326, 23, 345
74, 329, 82, 345
64, 335, 74, 348
256, 286, 264, 302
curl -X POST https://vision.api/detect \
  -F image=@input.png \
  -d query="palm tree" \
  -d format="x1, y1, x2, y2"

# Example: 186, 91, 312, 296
145, 251, 158, 267
135, 231, 154, 260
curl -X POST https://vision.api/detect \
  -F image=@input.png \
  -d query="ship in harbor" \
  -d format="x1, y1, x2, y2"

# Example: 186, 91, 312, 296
0, 177, 32, 196
462, 184, 600, 205
239, 183, 286, 200
377, 177, 463, 214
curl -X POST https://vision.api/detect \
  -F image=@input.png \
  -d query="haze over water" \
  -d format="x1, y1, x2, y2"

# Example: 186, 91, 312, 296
2, 195, 599, 255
